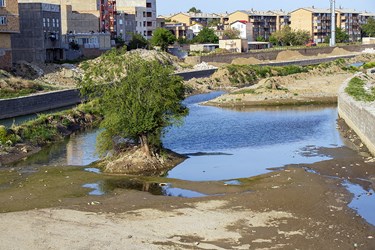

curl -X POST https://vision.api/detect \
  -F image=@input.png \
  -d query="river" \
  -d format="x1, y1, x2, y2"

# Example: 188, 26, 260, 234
1, 92, 374, 225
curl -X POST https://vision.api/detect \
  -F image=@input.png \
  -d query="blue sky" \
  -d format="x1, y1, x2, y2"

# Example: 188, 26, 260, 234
157, 0, 375, 15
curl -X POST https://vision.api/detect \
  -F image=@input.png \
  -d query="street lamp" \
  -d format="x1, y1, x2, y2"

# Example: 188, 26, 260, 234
330, 0, 336, 47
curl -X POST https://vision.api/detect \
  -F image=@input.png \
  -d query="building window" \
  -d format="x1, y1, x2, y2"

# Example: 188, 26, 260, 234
146, 2, 152, 8
119, 19, 123, 25
56, 19, 59, 28
47, 18, 50, 27
43, 18, 46, 27
0, 16, 6, 25
52, 18, 55, 27
0, 0, 5, 7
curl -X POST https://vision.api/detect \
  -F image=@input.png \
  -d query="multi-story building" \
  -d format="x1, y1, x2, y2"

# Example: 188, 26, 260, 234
116, 0, 156, 40
0, 0, 19, 70
116, 12, 136, 43
18, 0, 100, 34
12, 3, 63, 62
268, 10, 291, 31
230, 20, 253, 41
291, 7, 364, 43
228, 10, 277, 40
360, 12, 375, 28
290, 7, 332, 43
336, 8, 361, 42
169, 12, 222, 27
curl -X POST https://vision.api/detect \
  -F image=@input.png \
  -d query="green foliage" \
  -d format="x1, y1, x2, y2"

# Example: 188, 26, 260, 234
0, 80, 56, 99
188, 7, 201, 13
363, 61, 375, 69
362, 17, 375, 37
256, 36, 266, 42
225, 64, 308, 86
79, 49, 188, 156
222, 28, 241, 40
127, 33, 149, 50
114, 36, 125, 47
193, 27, 219, 44
269, 26, 310, 46
324, 27, 349, 43
151, 28, 176, 51
345, 77, 375, 102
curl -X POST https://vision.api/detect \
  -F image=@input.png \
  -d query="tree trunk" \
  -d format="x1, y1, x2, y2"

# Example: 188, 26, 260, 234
140, 134, 152, 158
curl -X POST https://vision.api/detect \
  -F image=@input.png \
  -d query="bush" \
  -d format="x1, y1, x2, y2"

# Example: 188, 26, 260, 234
363, 61, 375, 69
345, 77, 375, 102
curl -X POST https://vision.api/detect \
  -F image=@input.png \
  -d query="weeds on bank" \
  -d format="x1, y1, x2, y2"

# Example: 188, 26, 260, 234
225, 64, 308, 87
0, 101, 102, 147
345, 77, 375, 102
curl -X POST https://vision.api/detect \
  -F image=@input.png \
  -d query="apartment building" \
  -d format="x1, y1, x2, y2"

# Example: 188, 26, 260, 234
0, 0, 19, 70
12, 3, 63, 62
360, 12, 375, 27
170, 12, 222, 27
228, 10, 277, 40
268, 10, 291, 31
116, 12, 136, 43
336, 8, 361, 42
18, 0, 100, 34
116, 0, 156, 39
290, 7, 332, 43
291, 7, 364, 43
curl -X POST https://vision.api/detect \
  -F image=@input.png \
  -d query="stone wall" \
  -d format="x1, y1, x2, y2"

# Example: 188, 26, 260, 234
0, 89, 81, 119
338, 74, 375, 156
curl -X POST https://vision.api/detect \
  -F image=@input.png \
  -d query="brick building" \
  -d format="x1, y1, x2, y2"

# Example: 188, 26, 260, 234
0, 0, 19, 70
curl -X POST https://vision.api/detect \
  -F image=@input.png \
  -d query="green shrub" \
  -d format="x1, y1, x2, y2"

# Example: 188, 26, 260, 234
363, 61, 375, 69
345, 77, 375, 102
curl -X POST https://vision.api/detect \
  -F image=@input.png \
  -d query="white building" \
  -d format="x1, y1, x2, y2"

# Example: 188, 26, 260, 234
230, 20, 253, 41
116, 0, 156, 40
188, 23, 204, 36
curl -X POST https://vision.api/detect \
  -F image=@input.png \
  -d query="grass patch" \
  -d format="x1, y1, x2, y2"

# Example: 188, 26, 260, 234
231, 89, 256, 95
225, 64, 308, 87
363, 61, 375, 69
345, 77, 375, 102
1, 101, 103, 147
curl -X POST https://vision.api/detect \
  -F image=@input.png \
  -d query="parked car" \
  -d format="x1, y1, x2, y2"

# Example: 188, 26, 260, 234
306, 40, 317, 47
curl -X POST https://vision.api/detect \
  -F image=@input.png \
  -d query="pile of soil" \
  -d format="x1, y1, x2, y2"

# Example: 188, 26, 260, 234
329, 47, 350, 56
102, 147, 186, 176
231, 57, 262, 65
276, 50, 307, 61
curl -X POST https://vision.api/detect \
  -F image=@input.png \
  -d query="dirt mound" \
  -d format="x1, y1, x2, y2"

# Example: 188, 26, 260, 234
103, 147, 185, 175
231, 57, 262, 65
329, 47, 350, 56
276, 50, 306, 61
12, 61, 44, 80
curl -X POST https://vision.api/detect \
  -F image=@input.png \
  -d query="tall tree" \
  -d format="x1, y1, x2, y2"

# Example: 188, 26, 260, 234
79, 48, 188, 157
324, 27, 349, 43
362, 17, 375, 37
188, 7, 201, 13
193, 27, 219, 44
151, 28, 176, 51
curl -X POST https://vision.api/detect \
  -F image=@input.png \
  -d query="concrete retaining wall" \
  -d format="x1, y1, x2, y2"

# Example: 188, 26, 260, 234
0, 89, 81, 119
175, 68, 218, 81
195, 44, 375, 64
338, 74, 375, 156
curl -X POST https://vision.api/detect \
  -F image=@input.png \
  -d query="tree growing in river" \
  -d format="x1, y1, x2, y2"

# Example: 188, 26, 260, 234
79, 48, 188, 158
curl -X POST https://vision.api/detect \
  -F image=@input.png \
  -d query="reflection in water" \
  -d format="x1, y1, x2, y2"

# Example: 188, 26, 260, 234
343, 180, 375, 226
164, 93, 344, 181
10, 130, 100, 168
84, 179, 208, 198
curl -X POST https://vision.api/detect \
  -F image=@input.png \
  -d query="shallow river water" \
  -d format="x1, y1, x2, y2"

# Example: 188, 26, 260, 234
2, 92, 374, 225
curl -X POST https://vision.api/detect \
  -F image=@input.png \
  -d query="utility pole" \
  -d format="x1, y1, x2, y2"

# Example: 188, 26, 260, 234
330, 0, 336, 47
